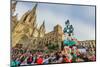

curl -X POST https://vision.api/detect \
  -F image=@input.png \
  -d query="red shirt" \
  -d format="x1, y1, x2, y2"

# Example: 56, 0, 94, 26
64, 58, 72, 63
37, 57, 43, 64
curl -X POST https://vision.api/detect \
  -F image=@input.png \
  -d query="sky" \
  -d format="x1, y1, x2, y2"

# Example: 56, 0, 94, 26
14, 1, 96, 41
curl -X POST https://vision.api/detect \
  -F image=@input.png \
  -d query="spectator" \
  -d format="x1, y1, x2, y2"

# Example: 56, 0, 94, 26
36, 55, 43, 64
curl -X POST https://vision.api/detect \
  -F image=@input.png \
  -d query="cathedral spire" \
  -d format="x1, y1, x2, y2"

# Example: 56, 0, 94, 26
25, 3, 37, 25
12, 1, 17, 14
38, 20, 45, 37
30, 3, 38, 16
42, 20, 45, 29
40, 20, 45, 31
32, 3, 38, 12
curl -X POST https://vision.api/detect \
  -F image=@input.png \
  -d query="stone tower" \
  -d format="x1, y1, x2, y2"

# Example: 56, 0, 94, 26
54, 24, 62, 34
12, 1, 17, 14
38, 21, 46, 37
11, 1, 18, 31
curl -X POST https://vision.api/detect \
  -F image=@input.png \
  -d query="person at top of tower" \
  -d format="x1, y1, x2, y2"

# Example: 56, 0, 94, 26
63, 19, 74, 36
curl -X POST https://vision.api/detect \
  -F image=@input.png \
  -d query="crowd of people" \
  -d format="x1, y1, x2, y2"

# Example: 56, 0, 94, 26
11, 45, 96, 67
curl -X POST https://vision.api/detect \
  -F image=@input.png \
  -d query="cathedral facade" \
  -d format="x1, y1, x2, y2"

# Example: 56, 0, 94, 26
11, 2, 64, 50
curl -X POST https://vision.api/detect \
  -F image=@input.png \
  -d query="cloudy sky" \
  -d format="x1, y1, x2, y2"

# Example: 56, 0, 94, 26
14, 1, 96, 41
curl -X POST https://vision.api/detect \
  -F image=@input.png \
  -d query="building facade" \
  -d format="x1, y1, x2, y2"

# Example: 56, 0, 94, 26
12, 2, 64, 50
79, 40, 96, 48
